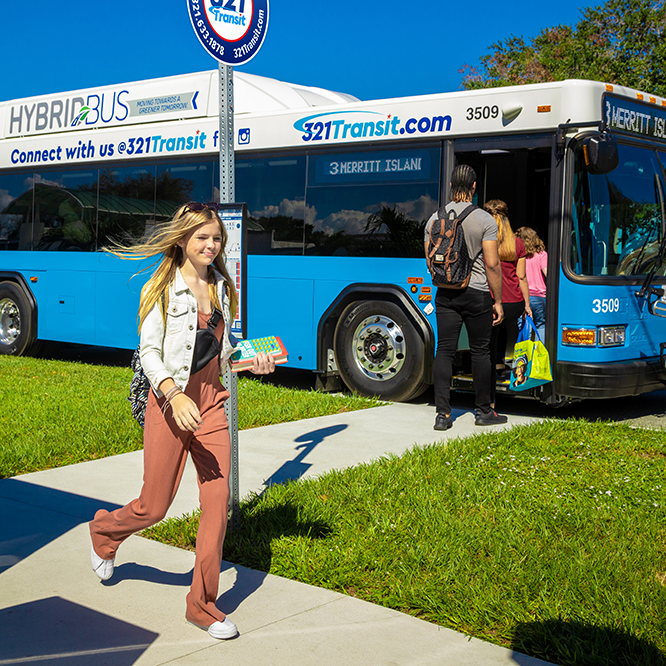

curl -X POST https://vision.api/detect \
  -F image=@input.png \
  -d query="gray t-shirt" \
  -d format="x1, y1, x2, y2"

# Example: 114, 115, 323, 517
425, 202, 497, 292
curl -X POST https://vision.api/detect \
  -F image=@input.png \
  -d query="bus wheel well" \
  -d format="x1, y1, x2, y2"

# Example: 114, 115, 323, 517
317, 285, 434, 401
0, 277, 39, 356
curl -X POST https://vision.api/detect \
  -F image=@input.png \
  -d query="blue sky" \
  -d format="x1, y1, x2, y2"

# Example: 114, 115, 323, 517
1, 0, 597, 103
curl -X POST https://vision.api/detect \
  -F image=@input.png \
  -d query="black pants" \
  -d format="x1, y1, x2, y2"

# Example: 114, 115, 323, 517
490, 300, 525, 405
434, 287, 493, 416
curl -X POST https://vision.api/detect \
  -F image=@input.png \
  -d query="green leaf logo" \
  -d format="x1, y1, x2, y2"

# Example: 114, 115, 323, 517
71, 106, 91, 127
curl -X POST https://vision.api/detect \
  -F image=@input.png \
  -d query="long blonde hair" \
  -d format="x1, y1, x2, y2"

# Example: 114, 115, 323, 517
484, 199, 516, 262
105, 204, 238, 331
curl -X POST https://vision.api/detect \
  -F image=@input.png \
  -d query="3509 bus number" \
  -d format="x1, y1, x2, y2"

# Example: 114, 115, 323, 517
466, 106, 500, 121
592, 298, 621, 313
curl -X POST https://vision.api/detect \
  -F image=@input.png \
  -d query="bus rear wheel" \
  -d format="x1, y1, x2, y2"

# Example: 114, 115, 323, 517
0, 282, 37, 356
334, 300, 428, 402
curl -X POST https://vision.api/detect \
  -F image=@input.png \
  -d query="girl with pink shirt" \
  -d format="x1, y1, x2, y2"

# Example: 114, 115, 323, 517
516, 227, 547, 341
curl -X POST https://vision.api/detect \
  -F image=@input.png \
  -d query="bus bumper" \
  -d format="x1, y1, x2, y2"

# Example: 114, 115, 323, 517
556, 358, 666, 399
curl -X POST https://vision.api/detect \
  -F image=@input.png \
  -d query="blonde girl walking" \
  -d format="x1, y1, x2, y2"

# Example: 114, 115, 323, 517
89, 202, 274, 640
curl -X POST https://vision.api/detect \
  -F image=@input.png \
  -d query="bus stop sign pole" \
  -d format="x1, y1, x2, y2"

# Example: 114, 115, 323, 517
187, 0, 269, 530
218, 63, 241, 530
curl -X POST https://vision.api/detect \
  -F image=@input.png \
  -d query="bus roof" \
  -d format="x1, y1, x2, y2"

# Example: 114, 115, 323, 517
1, 74, 665, 160
0, 70, 359, 141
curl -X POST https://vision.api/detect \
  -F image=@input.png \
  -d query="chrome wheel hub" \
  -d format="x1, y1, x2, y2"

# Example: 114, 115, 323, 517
352, 314, 406, 382
0, 298, 20, 346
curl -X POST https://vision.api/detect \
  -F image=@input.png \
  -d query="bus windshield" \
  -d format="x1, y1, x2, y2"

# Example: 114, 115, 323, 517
571, 141, 666, 278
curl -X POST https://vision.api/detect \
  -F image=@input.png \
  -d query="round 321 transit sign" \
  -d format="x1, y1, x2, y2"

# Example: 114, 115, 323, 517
187, 0, 269, 66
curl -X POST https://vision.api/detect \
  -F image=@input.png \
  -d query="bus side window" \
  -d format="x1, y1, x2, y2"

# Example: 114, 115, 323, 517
0, 174, 34, 251
157, 161, 216, 218
96, 165, 157, 249
235, 155, 307, 256
305, 145, 441, 258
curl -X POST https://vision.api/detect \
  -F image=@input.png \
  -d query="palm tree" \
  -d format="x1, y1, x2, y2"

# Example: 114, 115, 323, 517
365, 204, 425, 257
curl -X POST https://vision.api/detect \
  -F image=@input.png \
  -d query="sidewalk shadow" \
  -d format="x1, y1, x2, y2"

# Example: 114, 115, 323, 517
218, 424, 343, 607
0, 478, 121, 576
0, 476, 254, 647
216, 560, 268, 616
261, 424, 348, 491
510, 618, 666, 666
220, 498, 332, 614
0, 596, 158, 665
1, 477, 198, 589
101, 561, 194, 588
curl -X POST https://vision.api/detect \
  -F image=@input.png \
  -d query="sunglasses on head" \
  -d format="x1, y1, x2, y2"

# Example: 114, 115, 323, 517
184, 202, 221, 213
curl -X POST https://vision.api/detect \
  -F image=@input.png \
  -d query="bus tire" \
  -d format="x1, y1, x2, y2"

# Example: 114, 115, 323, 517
0, 281, 37, 356
334, 300, 428, 402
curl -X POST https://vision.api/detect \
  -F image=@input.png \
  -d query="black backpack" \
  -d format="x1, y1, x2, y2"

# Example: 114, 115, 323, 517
128, 349, 150, 428
128, 294, 165, 428
426, 204, 478, 289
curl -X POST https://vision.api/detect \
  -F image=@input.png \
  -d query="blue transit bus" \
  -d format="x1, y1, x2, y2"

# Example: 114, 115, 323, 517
2, 72, 666, 404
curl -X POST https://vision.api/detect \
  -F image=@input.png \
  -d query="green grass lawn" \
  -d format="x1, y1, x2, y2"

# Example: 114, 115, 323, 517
0, 356, 379, 478
144, 420, 666, 666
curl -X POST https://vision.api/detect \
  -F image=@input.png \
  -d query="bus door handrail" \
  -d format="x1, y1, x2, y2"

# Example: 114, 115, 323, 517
656, 171, 666, 239
571, 197, 583, 275
637, 171, 666, 301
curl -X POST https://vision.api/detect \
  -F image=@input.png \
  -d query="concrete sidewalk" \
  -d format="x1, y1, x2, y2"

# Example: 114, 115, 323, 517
0, 402, 554, 666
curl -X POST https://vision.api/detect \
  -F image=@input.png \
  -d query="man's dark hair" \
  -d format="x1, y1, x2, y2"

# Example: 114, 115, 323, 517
450, 165, 476, 202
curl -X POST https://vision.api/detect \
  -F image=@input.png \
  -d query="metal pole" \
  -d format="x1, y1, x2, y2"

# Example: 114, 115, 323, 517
219, 62, 240, 530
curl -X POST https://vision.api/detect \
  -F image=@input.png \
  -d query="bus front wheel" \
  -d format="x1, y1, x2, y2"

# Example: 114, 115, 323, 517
0, 282, 37, 356
334, 300, 428, 402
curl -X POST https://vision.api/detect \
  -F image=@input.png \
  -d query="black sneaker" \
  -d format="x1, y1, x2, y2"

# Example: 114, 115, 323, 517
475, 409, 508, 426
434, 413, 453, 431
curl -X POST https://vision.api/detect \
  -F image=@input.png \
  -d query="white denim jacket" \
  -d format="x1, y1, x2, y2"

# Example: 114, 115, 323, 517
139, 268, 236, 396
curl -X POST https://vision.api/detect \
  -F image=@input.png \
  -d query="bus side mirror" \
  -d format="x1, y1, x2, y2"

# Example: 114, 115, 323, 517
582, 133, 619, 175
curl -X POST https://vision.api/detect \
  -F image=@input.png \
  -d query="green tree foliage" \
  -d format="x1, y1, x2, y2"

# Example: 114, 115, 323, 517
461, 0, 666, 96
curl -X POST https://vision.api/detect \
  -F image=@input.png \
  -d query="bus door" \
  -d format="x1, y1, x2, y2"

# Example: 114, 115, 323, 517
556, 136, 666, 400
450, 135, 553, 396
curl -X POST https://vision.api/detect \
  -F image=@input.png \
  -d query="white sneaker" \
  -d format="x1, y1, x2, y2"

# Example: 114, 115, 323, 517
189, 617, 238, 640
207, 618, 238, 640
90, 546, 115, 581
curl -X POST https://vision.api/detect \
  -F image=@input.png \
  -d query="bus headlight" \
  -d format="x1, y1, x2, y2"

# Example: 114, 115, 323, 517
561, 326, 626, 347
562, 328, 597, 346
598, 326, 626, 347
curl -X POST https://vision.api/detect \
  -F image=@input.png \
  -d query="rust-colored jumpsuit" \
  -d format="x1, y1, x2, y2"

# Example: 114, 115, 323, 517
90, 311, 231, 627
